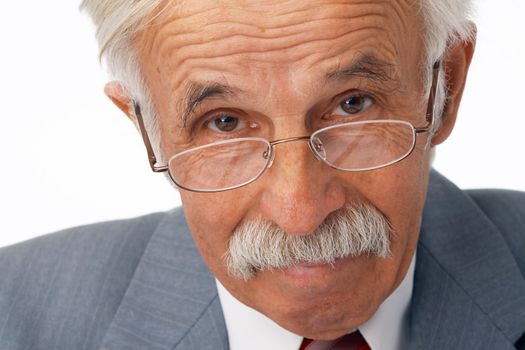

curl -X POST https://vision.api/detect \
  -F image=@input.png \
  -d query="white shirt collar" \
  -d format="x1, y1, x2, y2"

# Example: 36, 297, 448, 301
216, 252, 415, 350
359, 252, 415, 350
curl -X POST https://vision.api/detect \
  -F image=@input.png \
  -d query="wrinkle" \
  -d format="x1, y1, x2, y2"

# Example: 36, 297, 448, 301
157, 16, 387, 57
163, 26, 392, 86
144, 3, 387, 55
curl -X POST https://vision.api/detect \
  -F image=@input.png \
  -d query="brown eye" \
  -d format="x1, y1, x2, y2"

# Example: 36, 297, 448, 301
337, 95, 373, 115
208, 114, 242, 132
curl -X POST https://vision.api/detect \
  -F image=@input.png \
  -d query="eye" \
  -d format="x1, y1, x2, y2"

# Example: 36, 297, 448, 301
206, 113, 246, 133
333, 94, 374, 115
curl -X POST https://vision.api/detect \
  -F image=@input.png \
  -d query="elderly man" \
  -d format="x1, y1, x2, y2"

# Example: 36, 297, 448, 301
1, 0, 524, 349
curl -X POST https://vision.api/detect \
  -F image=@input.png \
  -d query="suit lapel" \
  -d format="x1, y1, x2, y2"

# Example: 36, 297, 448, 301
98, 208, 228, 350
409, 170, 525, 349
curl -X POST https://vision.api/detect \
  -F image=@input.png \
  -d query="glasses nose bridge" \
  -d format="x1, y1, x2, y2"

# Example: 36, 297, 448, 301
269, 135, 311, 147
267, 135, 324, 169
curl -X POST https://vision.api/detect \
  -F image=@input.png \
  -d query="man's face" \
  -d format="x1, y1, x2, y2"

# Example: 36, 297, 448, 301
134, 0, 444, 339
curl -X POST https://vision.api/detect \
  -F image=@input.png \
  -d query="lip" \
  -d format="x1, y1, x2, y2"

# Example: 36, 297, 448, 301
277, 255, 354, 279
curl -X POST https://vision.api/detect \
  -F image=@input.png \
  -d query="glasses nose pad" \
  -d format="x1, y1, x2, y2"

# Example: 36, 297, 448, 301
262, 145, 276, 168
310, 137, 327, 161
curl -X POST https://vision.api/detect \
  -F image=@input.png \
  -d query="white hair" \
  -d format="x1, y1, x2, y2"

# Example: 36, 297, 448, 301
80, 0, 476, 158
419, 0, 476, 135
80, 0, 168, 159
227, 201, 391, 280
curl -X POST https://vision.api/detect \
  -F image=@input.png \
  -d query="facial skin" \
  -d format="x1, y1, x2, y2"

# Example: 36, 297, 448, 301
106, 0, 475, 340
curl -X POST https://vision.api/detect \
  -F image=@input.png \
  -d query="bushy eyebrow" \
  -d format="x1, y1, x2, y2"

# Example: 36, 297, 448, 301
325, 54, 396, 84
182, 82, 241, 127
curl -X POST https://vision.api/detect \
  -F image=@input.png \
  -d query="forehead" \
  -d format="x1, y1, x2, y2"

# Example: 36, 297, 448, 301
135, 0, 424, 111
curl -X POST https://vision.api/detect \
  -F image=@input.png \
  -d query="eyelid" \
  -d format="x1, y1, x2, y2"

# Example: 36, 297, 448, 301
331, 91, 375, 112
339, 90, 375, 104
202, 108, 246, 121
206, 112, 246, 133
187, 108, 245, 131
200, 109, 264, 138
323, 88, 374, 110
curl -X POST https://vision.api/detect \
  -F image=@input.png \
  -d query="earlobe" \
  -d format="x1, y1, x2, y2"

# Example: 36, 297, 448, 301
431, 24, 477, 146
104, 81, 138, 125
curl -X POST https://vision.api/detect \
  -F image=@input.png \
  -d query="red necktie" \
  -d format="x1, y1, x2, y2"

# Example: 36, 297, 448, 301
300, 331, 371, 350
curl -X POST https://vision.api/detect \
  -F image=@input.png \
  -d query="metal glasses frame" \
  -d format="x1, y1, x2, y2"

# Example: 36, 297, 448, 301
133, 62, 441, 191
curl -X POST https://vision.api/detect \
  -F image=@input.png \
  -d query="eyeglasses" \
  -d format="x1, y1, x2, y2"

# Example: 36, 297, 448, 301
134, 63, 440, 193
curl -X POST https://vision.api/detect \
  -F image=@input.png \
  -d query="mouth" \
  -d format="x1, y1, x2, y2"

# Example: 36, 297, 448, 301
276, 255, 355, 280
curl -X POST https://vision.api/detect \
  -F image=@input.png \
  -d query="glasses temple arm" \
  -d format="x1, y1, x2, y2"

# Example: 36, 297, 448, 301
133, 101, 168, 172
415, 61, 441, 133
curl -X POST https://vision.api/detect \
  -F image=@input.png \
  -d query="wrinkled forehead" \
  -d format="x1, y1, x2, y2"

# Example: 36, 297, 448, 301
134, 0, 425, 105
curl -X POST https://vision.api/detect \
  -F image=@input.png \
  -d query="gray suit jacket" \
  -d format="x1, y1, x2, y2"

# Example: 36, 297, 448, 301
1, 170, 524, 350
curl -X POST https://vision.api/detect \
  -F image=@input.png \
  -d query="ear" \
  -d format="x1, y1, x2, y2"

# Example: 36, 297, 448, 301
431, 24, 477, 146
104, 81, 139, 128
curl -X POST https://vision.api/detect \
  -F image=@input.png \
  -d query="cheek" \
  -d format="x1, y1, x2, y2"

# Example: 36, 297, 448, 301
347, 151, 430, 254
179, 190, 257, 271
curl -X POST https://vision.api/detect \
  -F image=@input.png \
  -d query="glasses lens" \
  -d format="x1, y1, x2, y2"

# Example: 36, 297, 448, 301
168, 138, 271, 192
311, 120, 416, 171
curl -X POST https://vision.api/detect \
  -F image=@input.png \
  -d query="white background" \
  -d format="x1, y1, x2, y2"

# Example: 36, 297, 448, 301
0, 0, 524, 247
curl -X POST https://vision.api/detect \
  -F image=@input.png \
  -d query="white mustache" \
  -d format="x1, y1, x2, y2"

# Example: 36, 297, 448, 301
226, 202, 392, 280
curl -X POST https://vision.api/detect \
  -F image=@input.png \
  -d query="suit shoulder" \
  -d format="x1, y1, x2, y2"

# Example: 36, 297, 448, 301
466, 189, 525, 274
0, 210, 167, 271
466, 188, 525, 232
0, 210, 172, 350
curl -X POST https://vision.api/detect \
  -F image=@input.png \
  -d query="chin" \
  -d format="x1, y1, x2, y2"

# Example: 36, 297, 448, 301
239, 255, 385, 337
272, 297, 374, 340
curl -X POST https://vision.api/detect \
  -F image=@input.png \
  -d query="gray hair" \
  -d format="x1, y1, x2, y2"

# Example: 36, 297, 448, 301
80, 0, 476, 158
227, 201, 391, 280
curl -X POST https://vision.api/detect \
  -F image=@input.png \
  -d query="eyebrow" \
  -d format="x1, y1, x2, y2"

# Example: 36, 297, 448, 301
325, 54, 396, 84
181, 82, 239, 127
179, 55, 396, 127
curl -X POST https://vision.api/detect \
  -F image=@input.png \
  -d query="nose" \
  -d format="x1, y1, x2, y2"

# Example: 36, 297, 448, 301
259, 141, 346, 236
